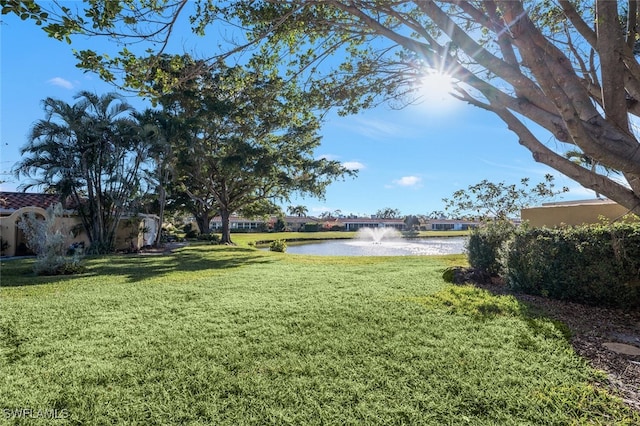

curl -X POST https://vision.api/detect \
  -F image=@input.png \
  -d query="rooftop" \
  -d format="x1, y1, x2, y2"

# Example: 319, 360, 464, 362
540, 198, 617, 207
0, 191, 61, 211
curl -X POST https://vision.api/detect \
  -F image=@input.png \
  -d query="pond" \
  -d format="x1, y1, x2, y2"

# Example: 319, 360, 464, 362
265, 236, 468, 256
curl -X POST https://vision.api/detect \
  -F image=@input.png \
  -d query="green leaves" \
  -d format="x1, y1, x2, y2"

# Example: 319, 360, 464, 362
443, 175, 568, 221
1, 0, 47, 23
507, 222, 640, 308
146, 59, 353, 243
14, 91, 148, 252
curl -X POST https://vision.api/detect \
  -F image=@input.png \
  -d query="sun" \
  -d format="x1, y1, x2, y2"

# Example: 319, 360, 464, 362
416, 71, 460, 114
419, 72, 455, 101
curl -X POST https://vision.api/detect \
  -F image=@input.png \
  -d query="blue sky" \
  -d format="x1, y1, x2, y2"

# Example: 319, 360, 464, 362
0, 10, 592, 217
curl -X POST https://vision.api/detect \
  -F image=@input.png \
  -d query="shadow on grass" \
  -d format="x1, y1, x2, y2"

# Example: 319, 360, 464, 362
0, 246, 276, 286
409, 285, 572, 344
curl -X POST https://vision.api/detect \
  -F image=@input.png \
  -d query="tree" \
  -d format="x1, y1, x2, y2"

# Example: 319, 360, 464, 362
376, 207, 402, 219
156, 61, 353, 244
564, 149, 619, 199
7, 1, 640, 214
134, 108, 180, 246
14, 91, 148, 253
273, 216, 287, 233
443, 175, 568, 221
240, 199, 282, 222
427, 211, 446, 220
287, 205, 308, 217
319, 211, 333, 220
404, 215, 421, 230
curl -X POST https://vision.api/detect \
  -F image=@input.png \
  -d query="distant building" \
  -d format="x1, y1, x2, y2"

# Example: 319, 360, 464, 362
211, 215, 408, 232
208, 214, 482, 233
340, 217, 405, 231
0, 191, 158, 256
424, 219, 480, 231
210, 215, 324, 232
521, 199, 638, 227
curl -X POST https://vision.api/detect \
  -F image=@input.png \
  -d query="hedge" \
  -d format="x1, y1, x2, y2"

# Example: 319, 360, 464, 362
506, 223, 640, 308
466, 220, 515, 275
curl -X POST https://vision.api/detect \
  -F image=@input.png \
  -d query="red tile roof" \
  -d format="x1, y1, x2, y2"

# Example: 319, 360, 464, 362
0, 192, 61, 211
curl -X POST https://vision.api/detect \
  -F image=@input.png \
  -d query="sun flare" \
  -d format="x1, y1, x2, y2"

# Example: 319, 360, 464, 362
419, 72, 455, 101
416, 71, 459, 114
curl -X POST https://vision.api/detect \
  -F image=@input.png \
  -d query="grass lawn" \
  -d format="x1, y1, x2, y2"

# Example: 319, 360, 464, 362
1, 245, 637, 425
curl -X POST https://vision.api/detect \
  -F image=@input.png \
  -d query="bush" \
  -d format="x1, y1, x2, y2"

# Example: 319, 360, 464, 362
506, 223, 640, 308
303, 223, 320, 232
183, 223, 199, 239
273, 218, 287, 232
0, 237, 9, 256
197, 233, 221, 244
18, 203, 85, 275
269, 239, 287, 253
466, 220, 515, 275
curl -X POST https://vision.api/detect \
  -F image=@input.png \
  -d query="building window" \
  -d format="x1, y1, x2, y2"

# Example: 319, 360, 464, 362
432, 223, 455, 231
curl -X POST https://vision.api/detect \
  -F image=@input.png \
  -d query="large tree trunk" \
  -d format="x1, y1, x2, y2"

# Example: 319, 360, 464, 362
154, 185, 166, 247
195, 211, 210, 235
220, 208, 233, 245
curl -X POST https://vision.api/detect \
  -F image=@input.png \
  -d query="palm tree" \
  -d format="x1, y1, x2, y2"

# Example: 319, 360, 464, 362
287, 205, 308, 217
134, 109, 181, 246
15, 91, 145, 252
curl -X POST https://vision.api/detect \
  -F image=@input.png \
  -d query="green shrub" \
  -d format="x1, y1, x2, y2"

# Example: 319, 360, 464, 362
18, 203, 85, 275
273, 218, 287, 232
197, 233, 221, 244
269, 239, 287, 253
0, 237, 9, 255
506, 223, 640, 308
303, 223, 320, 232
183, 223, 199, 239
466, 220, 515, 275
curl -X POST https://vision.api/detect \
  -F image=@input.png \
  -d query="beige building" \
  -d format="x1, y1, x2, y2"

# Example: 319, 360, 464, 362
521, 199, 638, 227
0, 192, 158, 257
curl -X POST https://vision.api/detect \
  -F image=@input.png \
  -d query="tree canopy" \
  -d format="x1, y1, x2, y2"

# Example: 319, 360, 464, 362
14, 91, 149, 252
155, 60, 353, 244
376, 207, 402, 219
443, 175, 568, 221
4, 1, 640, 214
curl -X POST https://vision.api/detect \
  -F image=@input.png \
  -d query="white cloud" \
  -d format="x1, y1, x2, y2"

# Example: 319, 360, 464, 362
47, 77, 74, 89
342, 161, 365, 171
393, 176, 422, 187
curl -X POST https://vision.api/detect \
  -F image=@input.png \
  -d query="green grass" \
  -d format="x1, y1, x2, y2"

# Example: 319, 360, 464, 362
1, 246, 637, 425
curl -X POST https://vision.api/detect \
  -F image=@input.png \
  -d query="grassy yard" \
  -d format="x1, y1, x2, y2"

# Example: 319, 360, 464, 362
1, 245, 637, 425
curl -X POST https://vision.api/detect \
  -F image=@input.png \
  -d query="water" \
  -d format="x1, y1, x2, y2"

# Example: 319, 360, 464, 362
357, 227, 401, 243
271, 234, 467, 256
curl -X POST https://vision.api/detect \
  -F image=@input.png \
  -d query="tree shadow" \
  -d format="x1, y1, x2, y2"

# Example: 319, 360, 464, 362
0, 246, 276, 286
410, 284, 572, 344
